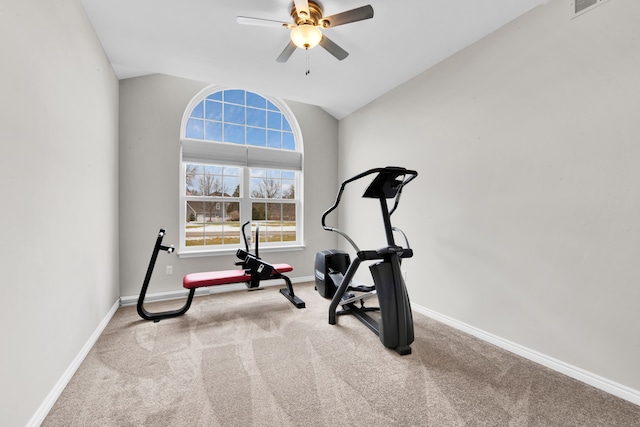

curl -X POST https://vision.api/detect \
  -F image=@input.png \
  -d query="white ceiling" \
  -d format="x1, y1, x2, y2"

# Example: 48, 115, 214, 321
81, 0, 547, 119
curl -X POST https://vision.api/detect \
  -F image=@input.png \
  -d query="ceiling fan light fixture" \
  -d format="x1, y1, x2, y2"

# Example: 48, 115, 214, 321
290, 24, 322, 49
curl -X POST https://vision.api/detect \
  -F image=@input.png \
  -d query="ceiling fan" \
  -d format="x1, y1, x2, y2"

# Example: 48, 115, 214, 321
237, 0, 374, 63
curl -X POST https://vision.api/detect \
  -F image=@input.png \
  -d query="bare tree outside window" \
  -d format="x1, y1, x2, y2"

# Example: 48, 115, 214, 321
185, 164, 199, 195
251, 176, 281, 199
283, 184, 295, 199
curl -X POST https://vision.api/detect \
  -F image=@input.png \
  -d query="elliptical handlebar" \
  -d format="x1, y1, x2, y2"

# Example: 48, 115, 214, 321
321, 166, 418, 253
322, 170, 375, 227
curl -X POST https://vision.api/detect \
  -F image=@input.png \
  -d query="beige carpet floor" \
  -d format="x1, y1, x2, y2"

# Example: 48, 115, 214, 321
43, 282, 640, 426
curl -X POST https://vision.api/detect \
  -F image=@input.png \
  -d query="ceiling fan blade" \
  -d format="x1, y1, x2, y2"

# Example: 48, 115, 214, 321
319, 35, 348, 61
293, 0, 310, 19
236, 16, 293, 29
276, 41, 297, 63
320, 5, 374, 28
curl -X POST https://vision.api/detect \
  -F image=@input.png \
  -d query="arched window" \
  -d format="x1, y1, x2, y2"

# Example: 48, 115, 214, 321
179, 86, 303, 255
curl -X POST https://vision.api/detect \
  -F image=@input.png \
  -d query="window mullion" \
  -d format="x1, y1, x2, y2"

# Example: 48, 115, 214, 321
241, 167, 252, 230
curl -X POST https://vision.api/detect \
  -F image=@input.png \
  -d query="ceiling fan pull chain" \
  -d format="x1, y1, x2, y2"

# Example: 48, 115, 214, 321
305, 49, 310, 76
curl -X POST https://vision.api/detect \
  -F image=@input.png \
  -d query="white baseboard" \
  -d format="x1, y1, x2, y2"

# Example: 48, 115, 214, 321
120, 275, 314, 307
412, 304, 640, 406
27, 299, 120, 427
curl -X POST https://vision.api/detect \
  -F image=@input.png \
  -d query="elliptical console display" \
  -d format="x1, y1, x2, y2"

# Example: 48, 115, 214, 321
315, 166, 418, 355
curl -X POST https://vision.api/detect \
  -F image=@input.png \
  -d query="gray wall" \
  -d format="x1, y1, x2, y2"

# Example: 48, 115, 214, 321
0, 1, 120, 425
118, 75, 339, 298
5, 0, 639, 424
338, 0, 640, 391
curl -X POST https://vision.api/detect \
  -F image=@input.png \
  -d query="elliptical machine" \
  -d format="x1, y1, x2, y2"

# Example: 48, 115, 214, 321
315, 166, 418, 355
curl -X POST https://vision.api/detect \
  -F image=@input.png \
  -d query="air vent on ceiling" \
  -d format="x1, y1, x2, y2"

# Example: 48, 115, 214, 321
571, 0, 609, 18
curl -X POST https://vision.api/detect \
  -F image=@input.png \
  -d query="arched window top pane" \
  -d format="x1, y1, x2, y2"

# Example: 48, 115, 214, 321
183, 87, 298, 152
191, 101, 204, 118
247, 92, 266, 109
224, 89, 245, 105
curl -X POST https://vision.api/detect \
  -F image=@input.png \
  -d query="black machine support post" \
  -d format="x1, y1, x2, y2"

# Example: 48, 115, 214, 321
137, 229, 194, 322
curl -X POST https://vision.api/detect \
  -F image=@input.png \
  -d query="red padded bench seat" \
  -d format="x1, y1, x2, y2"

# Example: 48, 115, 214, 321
183, 264, 293, 289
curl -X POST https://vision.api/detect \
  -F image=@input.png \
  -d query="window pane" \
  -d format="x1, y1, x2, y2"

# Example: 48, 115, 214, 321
224, 104, 245, 125
224, 89, 245, 105
252, 203, 266, 220
191, 101, 204, 118
185, 201, 220, 246
185, 164, 202, 196
188, 175, 203, 196
265, 204, 282, 242
185, 201, 203, 246
267, 111, 282, 130
283, 203, 296, 221
186, 118, 204, 139
251, 178, 264, 198
246, 107, 266, 127
266, 170, 281, 180
282, 179, 295, 198
253, 202, 296, 242
224, 176, 241, 197
247, 92, 266, 109
267, 203, 282, 221
205, 201, 221, 222
205, 100, 222, 120
283, 204, 296, 241
251, 169, 267, 178
283, 118, 292, 132
205, 165, 223, 174
267, 101, 278, 111
251, 175, 281, 198
206, 91, 222, 101
224, 123, 244, 144
282, 132, 295, 150
246, 127, 266, 147
222, 202, 241, 244
267, 130, 281, 148
205, 174, 221, 196
205, 121, 222, 141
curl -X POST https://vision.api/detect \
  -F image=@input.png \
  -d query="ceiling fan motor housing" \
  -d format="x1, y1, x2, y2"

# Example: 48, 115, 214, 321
291, 0, 325, 26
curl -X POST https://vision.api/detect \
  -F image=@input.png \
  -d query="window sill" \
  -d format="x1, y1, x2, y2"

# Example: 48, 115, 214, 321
178, 244, 306, 259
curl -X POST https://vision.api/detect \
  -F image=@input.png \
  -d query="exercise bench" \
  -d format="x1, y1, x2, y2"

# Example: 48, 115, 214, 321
137, 226, 305, 322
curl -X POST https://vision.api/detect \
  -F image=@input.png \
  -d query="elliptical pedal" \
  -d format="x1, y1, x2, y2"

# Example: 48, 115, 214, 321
348, 284, 375, 293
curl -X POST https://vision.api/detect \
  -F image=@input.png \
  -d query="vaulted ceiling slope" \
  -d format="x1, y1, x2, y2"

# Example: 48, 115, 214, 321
81, 0, 548, 119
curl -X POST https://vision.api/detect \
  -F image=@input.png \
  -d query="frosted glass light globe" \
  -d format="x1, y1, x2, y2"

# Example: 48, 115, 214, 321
290, 24, 322, 49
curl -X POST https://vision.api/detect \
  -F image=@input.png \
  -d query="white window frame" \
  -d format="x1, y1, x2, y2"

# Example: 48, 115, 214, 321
178, 85, 304, 257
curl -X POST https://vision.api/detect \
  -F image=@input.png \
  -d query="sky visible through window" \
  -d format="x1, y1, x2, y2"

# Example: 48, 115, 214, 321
185, 89, 295, 150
